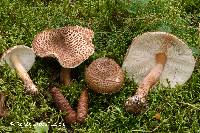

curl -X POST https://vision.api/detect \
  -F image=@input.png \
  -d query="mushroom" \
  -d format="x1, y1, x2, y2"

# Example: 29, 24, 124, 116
0, 45, 38, 94
122, 32, 196, 114
32, 26, 94, 85
85, 57, 125, 94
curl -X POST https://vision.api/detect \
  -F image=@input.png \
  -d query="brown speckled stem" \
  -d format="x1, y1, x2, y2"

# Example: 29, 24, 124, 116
10, 54, 38, 95
125, 53, 167, 114
50, 86, 77, 124
60, 68, 71, 85
0, 92, 8, 117
77, 89, 89, 123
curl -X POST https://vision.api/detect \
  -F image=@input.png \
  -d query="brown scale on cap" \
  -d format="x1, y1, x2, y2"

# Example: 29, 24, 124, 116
85, 57, 124, 94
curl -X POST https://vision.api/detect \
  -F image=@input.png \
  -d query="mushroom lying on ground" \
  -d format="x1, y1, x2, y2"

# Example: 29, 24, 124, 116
32, 26, 94, 85
0, 92, 8, 117
0, 45, 38, 94
85, 57, 125, 94
122, 32, 195, 114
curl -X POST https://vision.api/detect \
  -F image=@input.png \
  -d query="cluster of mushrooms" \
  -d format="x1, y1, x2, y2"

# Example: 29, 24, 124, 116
0, 26, 196, 124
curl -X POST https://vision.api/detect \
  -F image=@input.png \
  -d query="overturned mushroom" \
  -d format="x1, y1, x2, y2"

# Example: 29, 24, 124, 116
122, 32, 195, 114
32, 26, 94, 85
85, 57, 124, 94
0, 45, 38, 94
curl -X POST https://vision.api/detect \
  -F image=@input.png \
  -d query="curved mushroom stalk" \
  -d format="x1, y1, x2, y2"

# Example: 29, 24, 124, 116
125, 53, 167, 114
10, 54, 38, 94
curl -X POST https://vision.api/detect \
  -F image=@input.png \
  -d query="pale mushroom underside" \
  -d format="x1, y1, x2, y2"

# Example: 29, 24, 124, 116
0, 45, 36, 71
122, 32, 195, 88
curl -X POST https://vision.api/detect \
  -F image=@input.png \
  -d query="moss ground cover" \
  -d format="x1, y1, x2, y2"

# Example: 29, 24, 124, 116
0, 0, 199, 132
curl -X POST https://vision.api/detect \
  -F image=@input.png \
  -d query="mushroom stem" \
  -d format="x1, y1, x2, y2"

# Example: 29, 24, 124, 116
10, 54, 38, 94
60, 68, 71, 85
125, 52, 167, 114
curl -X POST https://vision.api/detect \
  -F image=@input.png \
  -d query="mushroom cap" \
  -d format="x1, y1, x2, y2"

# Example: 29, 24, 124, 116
0, 45, 35, 71
122, 32, 195, 88
32, 26, 94, 68
85, 57, 124, 94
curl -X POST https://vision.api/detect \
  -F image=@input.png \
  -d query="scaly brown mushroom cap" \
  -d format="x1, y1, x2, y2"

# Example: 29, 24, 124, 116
32, 26, 94, 68
85, 57, 124, 94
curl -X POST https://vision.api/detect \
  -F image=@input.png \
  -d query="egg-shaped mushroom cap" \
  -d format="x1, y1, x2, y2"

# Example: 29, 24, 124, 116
32, 26, 94, 68
85, 57, 124, 94
122, 32, 195, 88
0, 45, 35, 71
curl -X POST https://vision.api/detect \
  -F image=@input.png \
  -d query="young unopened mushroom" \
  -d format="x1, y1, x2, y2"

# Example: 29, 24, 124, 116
122, 32, 195, 114
85, 57, 125, 94
0, 45, 38, 94
32, 26, 94, 85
